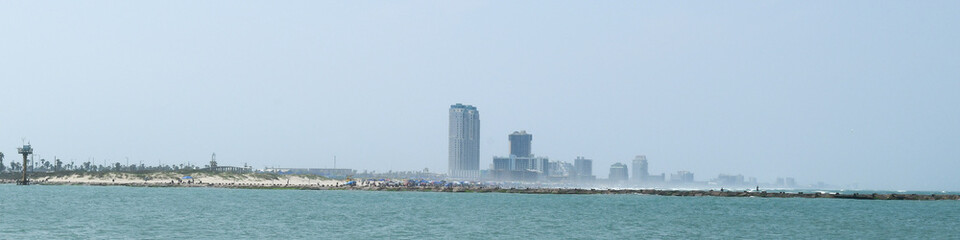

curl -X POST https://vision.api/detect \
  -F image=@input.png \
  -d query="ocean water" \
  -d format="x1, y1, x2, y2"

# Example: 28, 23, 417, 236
1, 184, 958, 239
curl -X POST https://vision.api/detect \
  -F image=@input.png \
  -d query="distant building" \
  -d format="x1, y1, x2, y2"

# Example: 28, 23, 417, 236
492, 130, 548, 181
508, 131, 532, 158
449, 103, 480, 179
547, 161, 575, 178
715, 174, 745, 186
631, 155, 664, 183
263, 167, 355, 178
206, 153, 252, 173
609, 163, 629, 182
670, 171, 694, 183
631, 155, 648, 182
648, 173, 666, 182
492, 156, 549, 182
776, 177, 797, 187
574, 156, 594, 181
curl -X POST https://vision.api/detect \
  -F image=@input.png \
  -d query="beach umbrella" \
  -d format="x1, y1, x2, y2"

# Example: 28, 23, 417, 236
182, 176, 193, 179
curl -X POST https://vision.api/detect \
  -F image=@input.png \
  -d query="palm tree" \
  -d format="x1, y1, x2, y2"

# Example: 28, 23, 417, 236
0, 152, 5, 172
41, 159, 51, 171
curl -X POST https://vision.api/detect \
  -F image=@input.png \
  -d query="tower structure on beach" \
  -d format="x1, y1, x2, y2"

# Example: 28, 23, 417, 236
17, 143, 33, 185
210, 153, 218, 169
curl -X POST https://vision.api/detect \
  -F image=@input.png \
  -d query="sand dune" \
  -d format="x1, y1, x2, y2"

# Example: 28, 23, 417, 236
33, 172, 345, 187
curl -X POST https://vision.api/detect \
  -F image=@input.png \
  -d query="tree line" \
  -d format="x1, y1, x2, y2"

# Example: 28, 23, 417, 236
0, 152, 204, 173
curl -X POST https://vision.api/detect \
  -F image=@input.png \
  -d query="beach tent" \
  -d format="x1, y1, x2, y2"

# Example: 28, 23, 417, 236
182, 176, 193, 179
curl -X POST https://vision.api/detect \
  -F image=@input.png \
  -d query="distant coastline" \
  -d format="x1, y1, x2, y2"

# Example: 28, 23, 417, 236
2, 172, 956, 201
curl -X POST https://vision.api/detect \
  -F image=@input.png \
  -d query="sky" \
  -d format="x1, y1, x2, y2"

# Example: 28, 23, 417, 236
1, 1, 958, 191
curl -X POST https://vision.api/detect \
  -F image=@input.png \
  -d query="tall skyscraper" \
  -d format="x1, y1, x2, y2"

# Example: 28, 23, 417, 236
632, 155, 648, 182
449, 103, 480, 179
508, 130, 532, 157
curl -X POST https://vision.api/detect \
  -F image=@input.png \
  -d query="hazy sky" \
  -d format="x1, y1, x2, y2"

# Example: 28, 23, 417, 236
1, 1, 958, 190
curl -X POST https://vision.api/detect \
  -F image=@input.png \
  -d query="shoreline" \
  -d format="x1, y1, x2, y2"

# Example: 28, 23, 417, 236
3, 179, 957, 201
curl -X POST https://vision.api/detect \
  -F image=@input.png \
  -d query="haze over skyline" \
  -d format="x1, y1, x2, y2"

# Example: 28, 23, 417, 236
1, 1, 958, 190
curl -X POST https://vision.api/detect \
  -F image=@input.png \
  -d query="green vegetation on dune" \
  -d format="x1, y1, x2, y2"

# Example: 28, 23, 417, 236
0, 170, 331, 181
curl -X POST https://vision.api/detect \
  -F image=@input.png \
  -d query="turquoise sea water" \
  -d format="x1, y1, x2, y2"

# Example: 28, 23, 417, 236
1, 184, 958, 239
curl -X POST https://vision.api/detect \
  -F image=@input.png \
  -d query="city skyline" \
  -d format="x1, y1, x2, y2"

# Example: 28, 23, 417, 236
0, 100, 936, 189
1, 1, 957, 191
3, 2, 959, 239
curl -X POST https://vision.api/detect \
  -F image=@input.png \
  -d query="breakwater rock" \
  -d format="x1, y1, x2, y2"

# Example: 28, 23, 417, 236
381, 187, 960, 200
5, 179, 957, 200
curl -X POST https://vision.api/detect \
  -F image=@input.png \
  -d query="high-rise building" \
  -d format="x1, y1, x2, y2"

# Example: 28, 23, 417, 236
492, 130, 548, 182
609, 163, 629, 182
574, 156, 594, 181
449, 103, 480, 179
508, 131, 532, 158
631, 155, 648, 182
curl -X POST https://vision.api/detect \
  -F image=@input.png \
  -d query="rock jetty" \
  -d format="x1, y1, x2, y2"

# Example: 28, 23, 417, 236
4, 179, 957, 201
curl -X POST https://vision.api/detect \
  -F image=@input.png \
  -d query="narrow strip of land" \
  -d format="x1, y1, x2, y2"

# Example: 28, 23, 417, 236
3, 179, 955, 201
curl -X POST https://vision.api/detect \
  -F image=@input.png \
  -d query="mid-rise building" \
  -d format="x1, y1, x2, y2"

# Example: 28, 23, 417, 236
715, 174, 745, 186
670, 171, 694, 183
547, 161, 575, 178
609, 163, 629, 181
776, 177, 797, 187
574, 156, 594, 181
449, 103, 480, 179
492, 155, 549, 182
